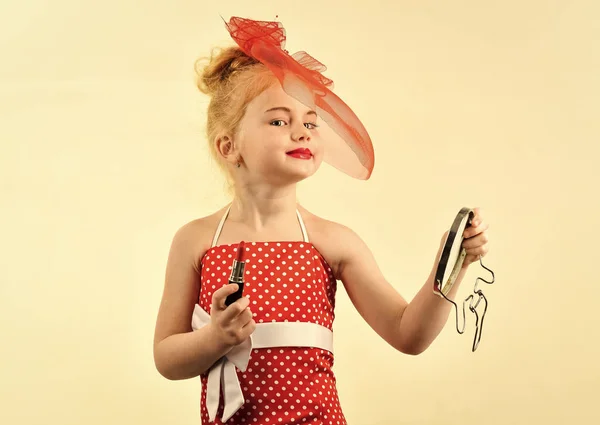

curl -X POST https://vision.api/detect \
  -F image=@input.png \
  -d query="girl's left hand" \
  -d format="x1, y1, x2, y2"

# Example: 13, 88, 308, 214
461, 207, 490, 268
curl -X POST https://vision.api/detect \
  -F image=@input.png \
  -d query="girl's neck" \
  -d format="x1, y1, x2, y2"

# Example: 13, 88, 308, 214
228, 186, 299, 231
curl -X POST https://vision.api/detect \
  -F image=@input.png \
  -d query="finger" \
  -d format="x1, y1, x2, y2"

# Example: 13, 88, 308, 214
222, 296, 251, 322
464, 221, 489, 239
470, 208, 484, 227
241, 317, 256, 335
462, 231, 488, 249
233, 306, 254, 326
212, 284, 240, 311
464, 243, 488, 257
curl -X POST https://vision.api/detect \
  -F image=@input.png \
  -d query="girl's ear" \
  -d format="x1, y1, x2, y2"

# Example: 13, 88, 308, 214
215, 134, 240, 167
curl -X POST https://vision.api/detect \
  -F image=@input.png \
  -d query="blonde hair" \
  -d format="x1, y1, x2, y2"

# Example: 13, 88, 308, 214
194, 45, 277, 194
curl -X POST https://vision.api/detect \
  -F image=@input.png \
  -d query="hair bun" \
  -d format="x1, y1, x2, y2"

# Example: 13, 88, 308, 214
195, 46, 259, 96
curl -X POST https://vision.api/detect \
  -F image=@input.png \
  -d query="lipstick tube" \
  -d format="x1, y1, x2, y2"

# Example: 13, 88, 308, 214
225, 242, 246, 306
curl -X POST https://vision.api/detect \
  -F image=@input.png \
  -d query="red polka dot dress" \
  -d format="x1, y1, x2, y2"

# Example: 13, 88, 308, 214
196, 206, 347, 424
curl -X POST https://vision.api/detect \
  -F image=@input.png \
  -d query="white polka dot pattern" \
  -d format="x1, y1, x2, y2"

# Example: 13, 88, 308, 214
198, 242, 346, 424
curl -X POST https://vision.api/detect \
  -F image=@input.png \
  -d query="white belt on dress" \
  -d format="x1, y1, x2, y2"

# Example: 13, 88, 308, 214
191, 304, 334, 423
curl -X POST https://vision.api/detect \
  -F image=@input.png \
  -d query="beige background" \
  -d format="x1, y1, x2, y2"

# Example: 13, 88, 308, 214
2, 0, 599, 424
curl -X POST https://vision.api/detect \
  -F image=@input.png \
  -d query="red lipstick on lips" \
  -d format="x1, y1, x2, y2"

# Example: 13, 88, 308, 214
286, 148, 313, 160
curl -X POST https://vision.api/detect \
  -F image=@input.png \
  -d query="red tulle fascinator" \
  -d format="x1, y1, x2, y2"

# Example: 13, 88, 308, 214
223, 16, 375, 180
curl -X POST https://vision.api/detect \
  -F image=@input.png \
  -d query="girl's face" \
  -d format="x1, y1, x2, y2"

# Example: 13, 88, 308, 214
234, 83, 324, 187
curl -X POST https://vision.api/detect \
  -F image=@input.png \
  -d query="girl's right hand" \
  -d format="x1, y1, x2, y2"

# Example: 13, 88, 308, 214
209, 284, 256, 347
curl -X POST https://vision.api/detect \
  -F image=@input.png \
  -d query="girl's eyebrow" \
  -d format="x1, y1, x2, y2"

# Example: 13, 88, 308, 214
264, 106, 317, 117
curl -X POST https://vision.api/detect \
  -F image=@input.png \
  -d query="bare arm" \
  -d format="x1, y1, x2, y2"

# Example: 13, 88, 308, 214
399, 212, 490, 352
337, 226, 467, 355
153, 223, 255, 380
393, 232, 467, 354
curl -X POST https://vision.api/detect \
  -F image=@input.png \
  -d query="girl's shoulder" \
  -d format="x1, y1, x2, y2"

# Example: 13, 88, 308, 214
298, 206, 363, 280
171, 206, 230, 272
297, 206, 349, 239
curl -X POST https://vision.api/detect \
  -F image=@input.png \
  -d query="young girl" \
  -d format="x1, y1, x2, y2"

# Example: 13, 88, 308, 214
153, 16, 490, 425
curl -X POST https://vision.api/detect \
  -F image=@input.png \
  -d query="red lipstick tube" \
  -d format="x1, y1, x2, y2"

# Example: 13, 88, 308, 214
225, 241, 246, 306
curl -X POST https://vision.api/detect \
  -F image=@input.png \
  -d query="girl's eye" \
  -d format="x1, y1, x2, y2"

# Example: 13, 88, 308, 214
270, 120, 319, 129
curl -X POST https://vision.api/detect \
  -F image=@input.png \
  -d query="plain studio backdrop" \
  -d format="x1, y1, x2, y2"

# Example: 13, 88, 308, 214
1, 1, 598, 424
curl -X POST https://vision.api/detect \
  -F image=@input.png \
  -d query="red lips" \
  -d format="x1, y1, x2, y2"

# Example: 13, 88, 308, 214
287, 148, 312, 156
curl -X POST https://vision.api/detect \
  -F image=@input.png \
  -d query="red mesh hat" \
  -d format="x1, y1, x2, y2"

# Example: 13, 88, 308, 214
224, 16, 375, 180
